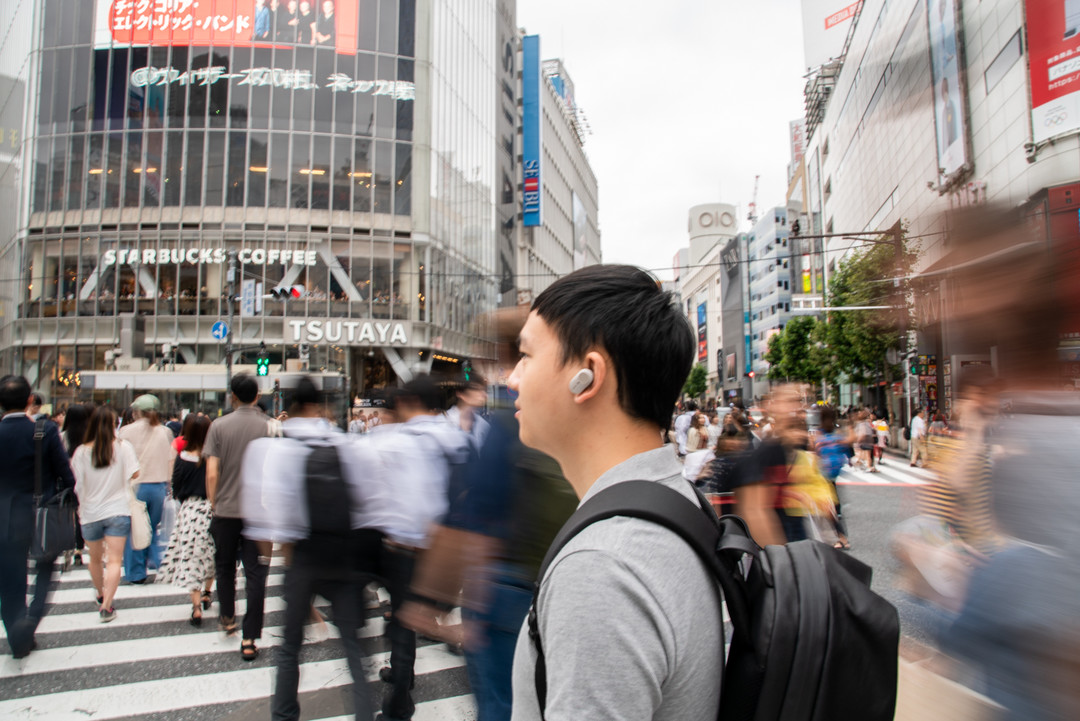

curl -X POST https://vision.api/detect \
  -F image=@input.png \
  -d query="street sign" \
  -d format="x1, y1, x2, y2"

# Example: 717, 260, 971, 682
211, 321, 229, 341
240, 279, 256, 317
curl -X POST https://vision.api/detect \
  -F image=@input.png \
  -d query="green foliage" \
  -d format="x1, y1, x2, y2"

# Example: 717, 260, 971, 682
682, 363, 708, 400
764, 316, 822, 385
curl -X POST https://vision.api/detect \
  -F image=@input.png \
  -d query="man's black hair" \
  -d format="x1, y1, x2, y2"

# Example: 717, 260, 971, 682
29, 392, 44, 408
684, 400, 698, 412
399, 374, 445, 411
230, 373, 259, 404
0, 375, 32, 413
531, 264, 694, 430
293, 375, 321, 407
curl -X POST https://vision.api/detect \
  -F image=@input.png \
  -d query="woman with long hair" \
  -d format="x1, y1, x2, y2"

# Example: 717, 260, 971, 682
60, 404, 95, 566
156, 414, 217, 625
71, 407, 140, 622
118, 396, 176, 583
686, 412, 708, 452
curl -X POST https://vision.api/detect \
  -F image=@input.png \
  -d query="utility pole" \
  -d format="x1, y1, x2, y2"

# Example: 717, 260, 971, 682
225, 249, 237, 410
890, 220, 912, 428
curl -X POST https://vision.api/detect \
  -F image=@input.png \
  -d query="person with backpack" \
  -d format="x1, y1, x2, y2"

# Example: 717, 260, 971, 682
370, 374, 470, 721
240, 376, 388, 721
506, 265, 725, 720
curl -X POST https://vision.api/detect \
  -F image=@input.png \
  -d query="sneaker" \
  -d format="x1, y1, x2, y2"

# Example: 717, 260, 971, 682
99, 607, 117, 623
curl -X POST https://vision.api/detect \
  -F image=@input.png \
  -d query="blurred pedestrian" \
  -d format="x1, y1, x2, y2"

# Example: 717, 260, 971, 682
241, 376, 386, 721
72, 406, 139, 623
0, 376, 77, 656
673, 401, 696, 456
686, 411, 708, 452
118, 394, 176, 583
156, 414, 216, 626
204, 374, 272, 660
909, 407, 927, 467
815, 406, 852, 549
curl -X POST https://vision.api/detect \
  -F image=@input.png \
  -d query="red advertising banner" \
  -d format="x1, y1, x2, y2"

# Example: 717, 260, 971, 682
1027, 0, 1080, 142
96, 0, 359, 55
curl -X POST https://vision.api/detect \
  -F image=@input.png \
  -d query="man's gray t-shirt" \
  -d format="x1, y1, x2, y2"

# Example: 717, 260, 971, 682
511, 446, 724, 721
203, 405, 269, 519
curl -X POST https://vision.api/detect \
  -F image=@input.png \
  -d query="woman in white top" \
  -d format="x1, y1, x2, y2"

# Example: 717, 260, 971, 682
72, 407, 140, 623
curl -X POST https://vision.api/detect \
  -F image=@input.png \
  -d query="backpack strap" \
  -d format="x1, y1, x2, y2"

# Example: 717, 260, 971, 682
529, 480, 758, 717
34, 418, 47, 506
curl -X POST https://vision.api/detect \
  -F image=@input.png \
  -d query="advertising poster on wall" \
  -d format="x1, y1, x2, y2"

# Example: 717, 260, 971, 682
522, 35, 543, 227
94, 0, 360, 54
1026, 0, 1080, 142
725, 352, 737, 382
697, 302, 708, 362
926, 0, 970, 183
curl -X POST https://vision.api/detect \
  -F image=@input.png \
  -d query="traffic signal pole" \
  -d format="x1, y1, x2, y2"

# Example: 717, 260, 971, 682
225, 249, 237, 410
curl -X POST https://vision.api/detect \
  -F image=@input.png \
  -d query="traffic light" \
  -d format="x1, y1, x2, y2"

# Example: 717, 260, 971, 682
463, 360, 472, 382
747, 370, 756, 379
270, 284, 305, 300
909, 360, 919, 376
791, 219, 801, 237
256, 342, 269, 376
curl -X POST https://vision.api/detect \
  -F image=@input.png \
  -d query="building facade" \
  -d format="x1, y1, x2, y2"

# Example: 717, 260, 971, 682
747, 206, 796, 399
799, 0, 1080, 412
677, 204, 738, 405
0, 0, 524, 409
514, 45, 600, 306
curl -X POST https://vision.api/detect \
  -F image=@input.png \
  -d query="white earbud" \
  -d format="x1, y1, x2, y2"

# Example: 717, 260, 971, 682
569, 368, 595, 394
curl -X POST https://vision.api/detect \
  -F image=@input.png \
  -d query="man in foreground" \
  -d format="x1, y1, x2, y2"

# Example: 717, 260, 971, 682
508, 265, 724, 720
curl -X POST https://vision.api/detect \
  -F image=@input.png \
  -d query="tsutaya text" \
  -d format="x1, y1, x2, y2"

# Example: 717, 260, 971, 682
130, 66, 416, 99
289, 319, 409, 345
102, 248, 320, 266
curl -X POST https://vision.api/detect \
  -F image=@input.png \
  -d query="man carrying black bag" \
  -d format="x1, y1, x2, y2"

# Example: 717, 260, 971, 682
0, 376, 76, 659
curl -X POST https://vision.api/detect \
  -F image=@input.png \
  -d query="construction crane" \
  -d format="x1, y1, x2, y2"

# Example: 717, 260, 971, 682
747, 174, 760, 223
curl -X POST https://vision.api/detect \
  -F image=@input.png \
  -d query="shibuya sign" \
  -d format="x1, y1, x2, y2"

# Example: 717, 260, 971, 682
289, 319, 409, 345
102, 248, 319, 266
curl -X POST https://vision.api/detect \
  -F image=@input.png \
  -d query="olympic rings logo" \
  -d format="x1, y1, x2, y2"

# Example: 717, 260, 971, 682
1045, 110, 1069, 126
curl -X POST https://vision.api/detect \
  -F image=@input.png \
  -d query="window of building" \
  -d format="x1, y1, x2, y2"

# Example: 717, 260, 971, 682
985, 30, 1023, 93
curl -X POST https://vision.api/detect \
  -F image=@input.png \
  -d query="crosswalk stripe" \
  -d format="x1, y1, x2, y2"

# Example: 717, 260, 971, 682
316, 693, 477, 721
0, 616, 392, 679
35, 554, 291, 586
0, 643, 465, 720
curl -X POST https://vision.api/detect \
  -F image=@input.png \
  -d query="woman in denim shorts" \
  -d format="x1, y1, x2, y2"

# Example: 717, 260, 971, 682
72, 407, 140, 622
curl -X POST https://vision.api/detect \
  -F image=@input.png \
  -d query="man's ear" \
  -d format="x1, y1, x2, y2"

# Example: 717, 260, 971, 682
572, 350, 608, 406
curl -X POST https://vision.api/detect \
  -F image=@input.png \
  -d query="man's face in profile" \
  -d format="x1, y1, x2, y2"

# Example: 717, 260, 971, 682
508, 312, 571, 455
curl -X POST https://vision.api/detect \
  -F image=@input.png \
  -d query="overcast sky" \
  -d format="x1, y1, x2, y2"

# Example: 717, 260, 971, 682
517, 0, 809, 281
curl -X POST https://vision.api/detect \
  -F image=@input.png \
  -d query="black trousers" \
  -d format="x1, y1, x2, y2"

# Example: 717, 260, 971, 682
0, 540, 34, 655
379, 542, 418, 719
210, 516, 269, 640
272, 545, 373, 721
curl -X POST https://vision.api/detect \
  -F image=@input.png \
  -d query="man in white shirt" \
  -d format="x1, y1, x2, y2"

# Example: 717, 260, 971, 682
909, 407, 928, 467
673, 401, 696, 456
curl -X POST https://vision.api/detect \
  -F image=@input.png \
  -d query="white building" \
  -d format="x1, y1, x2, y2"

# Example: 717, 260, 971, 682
677, 204, 738, 403
747, 206, 798, 399
798, 0, 1080, 411
515, 44, 600, 306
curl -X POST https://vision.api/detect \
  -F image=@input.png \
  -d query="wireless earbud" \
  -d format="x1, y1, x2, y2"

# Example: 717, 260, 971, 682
569, 368, 594, 394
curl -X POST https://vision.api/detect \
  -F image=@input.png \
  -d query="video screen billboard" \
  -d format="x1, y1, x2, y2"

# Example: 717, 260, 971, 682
926, 0, 971, 183
1027, 0, 1080, 142
94, 0, 360, 55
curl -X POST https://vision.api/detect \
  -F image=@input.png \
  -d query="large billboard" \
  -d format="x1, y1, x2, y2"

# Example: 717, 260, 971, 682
697, 302, 708, 362
1027, 0, 1080, 142
94, 0, 360, 55
801, 0, 861, 70
926, 0, 971, 184
522, 35, 542, 227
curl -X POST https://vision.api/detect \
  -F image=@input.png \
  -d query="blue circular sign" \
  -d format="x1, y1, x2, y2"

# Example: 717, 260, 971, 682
211, 321, 229, 341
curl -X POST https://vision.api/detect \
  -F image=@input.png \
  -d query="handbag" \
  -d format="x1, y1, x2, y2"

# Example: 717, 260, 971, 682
129, 484, 153, 551
30, 418, 79, 560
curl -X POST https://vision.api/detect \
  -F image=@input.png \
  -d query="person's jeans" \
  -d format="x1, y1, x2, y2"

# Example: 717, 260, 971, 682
380, 542, 418, 719
462, 567, 535, 721
124, 482, 168, 581
272, 545, 372, 721
210, 516, 270, 640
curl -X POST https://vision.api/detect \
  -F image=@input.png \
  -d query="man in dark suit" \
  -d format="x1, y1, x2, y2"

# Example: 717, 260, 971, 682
0, 376, 75, 658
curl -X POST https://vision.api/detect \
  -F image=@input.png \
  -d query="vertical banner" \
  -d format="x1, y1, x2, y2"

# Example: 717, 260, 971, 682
697, 302, 708, 362
522, 35, 543, 227
241, 278, 256, 317
1027, 0, 1080, 142
926, 0, 971, 184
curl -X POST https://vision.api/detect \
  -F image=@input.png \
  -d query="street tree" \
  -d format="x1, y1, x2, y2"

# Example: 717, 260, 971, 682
764, 316, 822, 386
682, 363, 708, 401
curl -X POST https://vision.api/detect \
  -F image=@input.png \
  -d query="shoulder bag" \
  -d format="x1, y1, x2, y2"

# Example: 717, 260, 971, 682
30, 418, 79, 560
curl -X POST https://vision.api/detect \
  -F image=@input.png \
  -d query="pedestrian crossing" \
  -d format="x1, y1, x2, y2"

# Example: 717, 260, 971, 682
836, 456, 935, 486
1, 556, 475, 721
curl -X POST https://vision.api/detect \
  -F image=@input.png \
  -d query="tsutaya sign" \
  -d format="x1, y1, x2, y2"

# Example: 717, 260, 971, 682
289, 319, 409, 345
102, 248, 319, 266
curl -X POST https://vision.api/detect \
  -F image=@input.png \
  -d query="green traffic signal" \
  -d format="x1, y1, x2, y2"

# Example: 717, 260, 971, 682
256, 356, 269, 376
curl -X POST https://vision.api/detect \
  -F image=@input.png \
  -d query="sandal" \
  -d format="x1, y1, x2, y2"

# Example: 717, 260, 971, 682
833, 540, 852, 551
190, 608, 202, 627
240, 639, 258, 661
201, 591, 212, 611
219, 616, 238, 636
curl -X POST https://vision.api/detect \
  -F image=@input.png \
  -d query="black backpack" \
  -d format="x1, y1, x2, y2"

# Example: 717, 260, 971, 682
301, 441, 356, 573
528, 481, 899, 721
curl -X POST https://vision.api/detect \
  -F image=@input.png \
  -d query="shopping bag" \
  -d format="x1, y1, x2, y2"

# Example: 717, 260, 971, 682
129, 487, 153, 551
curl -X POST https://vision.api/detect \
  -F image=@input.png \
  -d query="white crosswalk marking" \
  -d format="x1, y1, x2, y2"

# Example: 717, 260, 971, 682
1, 563, 474, 720
836, 457, 931, 486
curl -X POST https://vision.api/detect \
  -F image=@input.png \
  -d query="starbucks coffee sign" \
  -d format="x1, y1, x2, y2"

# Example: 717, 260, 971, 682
288, 319, 409, 345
